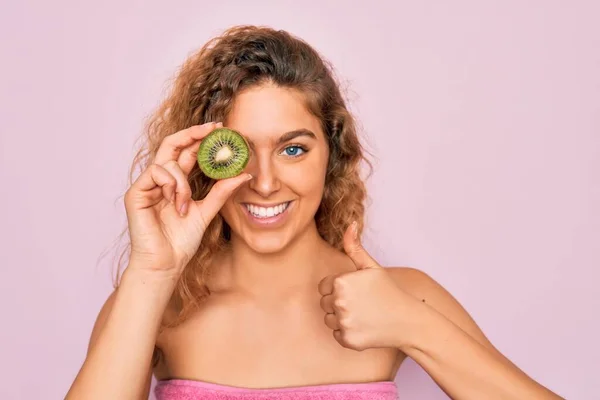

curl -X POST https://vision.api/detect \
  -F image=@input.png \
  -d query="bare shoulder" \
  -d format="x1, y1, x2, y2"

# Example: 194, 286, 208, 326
385, 266, 499, 353
385, 267, 457, 308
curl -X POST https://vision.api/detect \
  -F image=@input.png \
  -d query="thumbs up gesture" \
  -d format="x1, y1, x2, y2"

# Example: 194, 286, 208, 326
318, 222, 421, 351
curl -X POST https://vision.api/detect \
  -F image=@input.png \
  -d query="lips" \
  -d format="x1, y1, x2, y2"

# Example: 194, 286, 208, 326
245, 202, 290, 218
241, 201, 293, 227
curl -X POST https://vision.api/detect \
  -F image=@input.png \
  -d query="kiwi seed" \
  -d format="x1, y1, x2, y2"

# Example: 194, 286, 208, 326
197, 127, 250, 180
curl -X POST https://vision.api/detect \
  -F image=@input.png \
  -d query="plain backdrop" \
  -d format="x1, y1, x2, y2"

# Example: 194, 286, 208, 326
1, 1, 598, 399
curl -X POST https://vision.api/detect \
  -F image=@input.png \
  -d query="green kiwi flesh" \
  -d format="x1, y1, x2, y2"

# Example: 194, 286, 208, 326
197, 127, 250, 179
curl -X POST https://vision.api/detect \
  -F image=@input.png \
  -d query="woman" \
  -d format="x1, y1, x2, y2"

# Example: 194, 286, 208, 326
67, 25, 563, 399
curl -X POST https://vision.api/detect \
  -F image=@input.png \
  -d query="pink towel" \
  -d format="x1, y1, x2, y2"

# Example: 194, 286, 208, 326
155, 379, 398, 399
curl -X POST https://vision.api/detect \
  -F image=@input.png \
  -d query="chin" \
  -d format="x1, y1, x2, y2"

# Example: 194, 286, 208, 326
243, 231, 292, 254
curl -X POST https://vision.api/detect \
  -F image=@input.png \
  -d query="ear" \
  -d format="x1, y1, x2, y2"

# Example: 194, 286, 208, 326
343, 221, 381, 270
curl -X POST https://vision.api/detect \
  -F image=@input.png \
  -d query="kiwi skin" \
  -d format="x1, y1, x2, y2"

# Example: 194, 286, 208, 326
196, 127, 250, 180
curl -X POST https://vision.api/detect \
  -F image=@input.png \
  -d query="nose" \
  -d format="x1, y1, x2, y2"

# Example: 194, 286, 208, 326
247, 152, 280, 198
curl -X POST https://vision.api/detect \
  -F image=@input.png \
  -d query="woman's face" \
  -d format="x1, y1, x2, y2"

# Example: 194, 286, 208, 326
219, 83, 329, 254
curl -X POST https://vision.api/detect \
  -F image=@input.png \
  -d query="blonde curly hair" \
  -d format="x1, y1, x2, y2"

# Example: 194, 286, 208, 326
113, 25, 372, 326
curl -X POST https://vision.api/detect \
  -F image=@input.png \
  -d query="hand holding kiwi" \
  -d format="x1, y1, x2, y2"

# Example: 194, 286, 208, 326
123, 122, 252, 276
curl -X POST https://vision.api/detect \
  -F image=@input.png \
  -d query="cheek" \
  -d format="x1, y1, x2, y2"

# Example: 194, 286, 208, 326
282, 153, 327, 198
219, 197, 239, 224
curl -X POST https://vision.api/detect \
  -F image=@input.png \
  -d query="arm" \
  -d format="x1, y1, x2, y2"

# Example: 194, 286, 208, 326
320, 225, 564, 399
391, 268, 564, 400
66, 265, 176, 400
65, 122, 251, 399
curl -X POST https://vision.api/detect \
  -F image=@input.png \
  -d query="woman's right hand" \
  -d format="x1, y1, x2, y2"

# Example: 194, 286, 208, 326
123, 121, 252, 276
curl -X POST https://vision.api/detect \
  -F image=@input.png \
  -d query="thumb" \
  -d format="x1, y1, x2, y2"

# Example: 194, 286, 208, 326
197, 173, 253, 220
343, 221, 381, 270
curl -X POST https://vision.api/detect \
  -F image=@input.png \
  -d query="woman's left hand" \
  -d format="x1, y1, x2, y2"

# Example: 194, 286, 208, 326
318, 222, 424, 351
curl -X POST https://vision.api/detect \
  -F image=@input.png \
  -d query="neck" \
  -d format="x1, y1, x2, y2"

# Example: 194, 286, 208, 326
218, 222, 332, 298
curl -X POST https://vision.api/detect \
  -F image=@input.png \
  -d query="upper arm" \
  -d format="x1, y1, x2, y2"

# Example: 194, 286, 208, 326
388, 267, 500, 355
88, 290, 154, 400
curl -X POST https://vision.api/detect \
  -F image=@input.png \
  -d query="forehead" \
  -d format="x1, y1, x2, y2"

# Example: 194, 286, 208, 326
225, 84, 324, 143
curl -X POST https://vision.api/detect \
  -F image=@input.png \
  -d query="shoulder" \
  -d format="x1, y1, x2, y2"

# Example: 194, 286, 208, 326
385, 267, 439, 299
385, 266, 499, 353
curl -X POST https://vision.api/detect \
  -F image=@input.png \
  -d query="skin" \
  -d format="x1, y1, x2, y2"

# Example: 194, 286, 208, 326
66, 83, 564, 399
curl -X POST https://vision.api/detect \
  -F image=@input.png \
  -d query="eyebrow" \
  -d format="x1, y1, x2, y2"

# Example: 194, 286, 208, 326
245, 129, 317, 148
277, 129, 317, 145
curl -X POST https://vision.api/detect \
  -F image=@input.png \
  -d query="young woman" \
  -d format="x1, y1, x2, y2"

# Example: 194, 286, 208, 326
67, 25, 563, 399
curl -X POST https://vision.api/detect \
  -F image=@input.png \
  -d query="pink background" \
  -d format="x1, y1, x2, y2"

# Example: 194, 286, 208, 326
1, 1, 598, 399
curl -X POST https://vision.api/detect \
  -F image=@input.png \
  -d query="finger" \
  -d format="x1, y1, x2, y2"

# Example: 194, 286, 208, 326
319, 294, 335, 314
333, 330, 345, 347
162, 160, 193, 216
177, 122, 224, 175
196, 173, 253, 221
127, 164, 176, 209
144, 187, 165, 204
176, 143, 202, 176
154, 122, 221, 167
324, 313, 340, 330
343, 221, 381, 270
318, 274, 336, 296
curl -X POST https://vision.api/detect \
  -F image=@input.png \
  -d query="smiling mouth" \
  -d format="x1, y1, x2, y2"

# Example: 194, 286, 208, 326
244, 201, 291, 219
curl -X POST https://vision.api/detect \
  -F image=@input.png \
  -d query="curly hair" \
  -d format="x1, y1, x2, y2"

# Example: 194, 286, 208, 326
112, 25, 372, 327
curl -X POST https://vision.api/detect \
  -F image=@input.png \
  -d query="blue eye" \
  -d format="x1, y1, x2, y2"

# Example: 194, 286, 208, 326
282, 145, 306, 157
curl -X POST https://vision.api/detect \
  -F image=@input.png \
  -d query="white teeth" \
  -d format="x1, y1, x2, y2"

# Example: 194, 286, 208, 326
246, 202, 289, 219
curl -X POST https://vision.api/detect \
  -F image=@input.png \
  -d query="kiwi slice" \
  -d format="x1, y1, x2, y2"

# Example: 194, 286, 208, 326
197, 127, 250, 179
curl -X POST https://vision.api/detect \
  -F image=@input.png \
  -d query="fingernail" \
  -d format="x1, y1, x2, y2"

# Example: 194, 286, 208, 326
352, 221, 358, 239
245, 173, 253, 181
179, 200, 188, 216
216, 122, 223, 127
